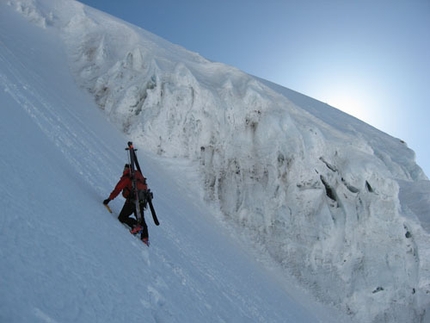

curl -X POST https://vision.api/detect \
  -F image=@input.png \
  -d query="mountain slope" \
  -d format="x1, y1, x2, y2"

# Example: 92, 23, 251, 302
0, 2, 339, 323
2, 0, 430, 322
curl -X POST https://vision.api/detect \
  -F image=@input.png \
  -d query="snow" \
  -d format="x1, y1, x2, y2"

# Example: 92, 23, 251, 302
1, 0, 429, 322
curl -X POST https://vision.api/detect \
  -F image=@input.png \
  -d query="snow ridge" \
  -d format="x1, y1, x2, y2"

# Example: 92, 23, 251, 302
6, 1, 430, 322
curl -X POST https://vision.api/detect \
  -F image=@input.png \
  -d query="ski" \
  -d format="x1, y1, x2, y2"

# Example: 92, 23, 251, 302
126, 142, 143, 223
146, 190, 159, 226
146, 190, 160, 226
126, 141, 160, 226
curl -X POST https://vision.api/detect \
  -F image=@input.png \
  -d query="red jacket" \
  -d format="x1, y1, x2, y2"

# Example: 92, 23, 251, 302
109, 168, 147, 201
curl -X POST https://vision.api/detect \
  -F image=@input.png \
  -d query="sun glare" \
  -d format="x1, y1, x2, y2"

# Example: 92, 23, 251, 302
313, 81, 376, 125
318, 85, 395, 136
326, 94, 367, 121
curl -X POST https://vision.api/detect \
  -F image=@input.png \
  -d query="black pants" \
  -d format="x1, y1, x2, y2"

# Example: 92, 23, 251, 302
118, 199, 148, 239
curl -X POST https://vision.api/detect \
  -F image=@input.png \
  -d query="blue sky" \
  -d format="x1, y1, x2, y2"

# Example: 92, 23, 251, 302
78, 0, 430, 177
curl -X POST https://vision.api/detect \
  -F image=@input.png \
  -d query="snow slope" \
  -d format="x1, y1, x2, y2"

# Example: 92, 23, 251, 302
0, 2, 338, 323
2, 0, 430, 322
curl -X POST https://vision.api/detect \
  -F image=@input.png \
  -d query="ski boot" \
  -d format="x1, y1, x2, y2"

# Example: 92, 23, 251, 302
141, 237, 150, 246
130, 224, 142, 235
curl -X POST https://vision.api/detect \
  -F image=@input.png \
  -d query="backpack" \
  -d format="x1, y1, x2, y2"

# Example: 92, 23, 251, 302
122, 170, 148, 204
134, 170, 148, 191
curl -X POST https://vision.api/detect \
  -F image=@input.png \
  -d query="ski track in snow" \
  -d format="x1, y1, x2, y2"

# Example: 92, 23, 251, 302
1, 1, 430, 323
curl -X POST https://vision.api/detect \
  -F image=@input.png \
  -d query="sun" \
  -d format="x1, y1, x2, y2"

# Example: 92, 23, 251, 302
325, 93, 367, 121
313, 81, 377, 125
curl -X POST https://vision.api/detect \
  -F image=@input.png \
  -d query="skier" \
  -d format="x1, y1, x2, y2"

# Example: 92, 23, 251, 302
103, 164, 149, 245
